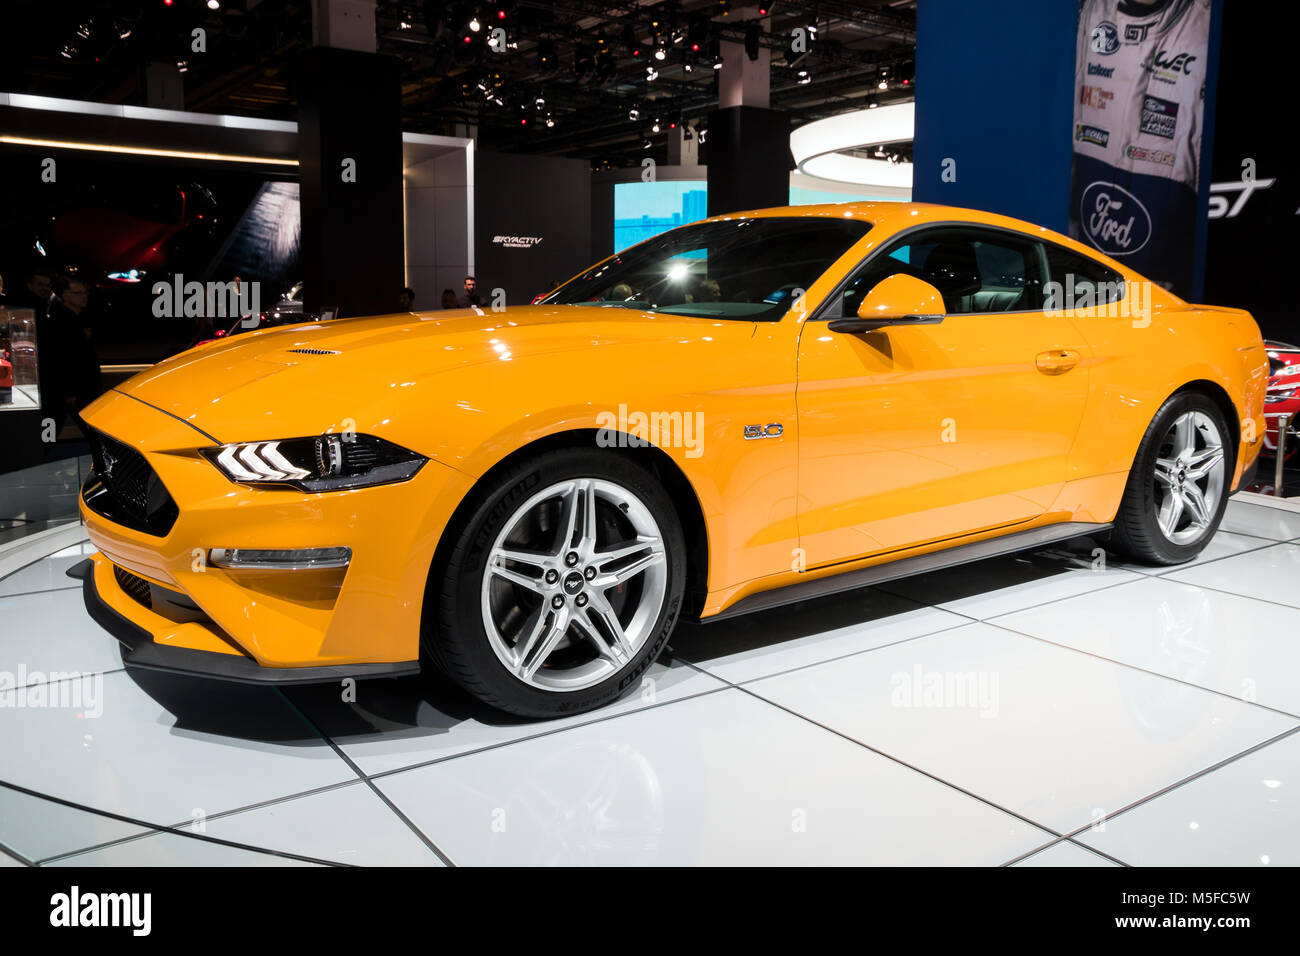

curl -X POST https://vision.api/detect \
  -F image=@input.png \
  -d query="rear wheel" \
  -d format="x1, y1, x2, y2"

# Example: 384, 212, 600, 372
1109, 392, 1232, 565
428, 449, 686, 717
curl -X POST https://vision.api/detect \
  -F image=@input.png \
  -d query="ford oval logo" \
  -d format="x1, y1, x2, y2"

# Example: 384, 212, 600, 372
1080, 181, 1151, 257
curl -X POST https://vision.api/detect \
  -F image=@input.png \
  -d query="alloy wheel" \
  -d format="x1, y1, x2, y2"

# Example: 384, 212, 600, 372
480, 477, 668, 692
1152, 410, 1226, 546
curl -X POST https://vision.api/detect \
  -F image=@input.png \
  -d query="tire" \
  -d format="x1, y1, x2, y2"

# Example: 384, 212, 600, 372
426, 448, 686, 718
1109, 391, 1233, 565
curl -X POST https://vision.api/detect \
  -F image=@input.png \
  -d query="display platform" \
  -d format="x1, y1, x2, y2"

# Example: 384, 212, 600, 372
1, 495, 1298, 867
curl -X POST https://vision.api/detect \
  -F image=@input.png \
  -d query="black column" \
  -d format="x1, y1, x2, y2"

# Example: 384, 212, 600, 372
297, 46, 404, 318
705, 106, 790, 216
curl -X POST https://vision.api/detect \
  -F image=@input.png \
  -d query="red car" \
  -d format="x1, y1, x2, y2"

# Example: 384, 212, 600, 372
47, 183, 218, 279
1263, 340, 1300, 458
0, 349, 12, 403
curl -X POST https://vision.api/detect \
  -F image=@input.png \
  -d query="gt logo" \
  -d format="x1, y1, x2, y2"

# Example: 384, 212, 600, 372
743, 423, 784, 440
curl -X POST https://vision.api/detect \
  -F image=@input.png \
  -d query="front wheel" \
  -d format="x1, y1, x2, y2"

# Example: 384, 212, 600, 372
428, 449, 686, 717
1109, 392, 1233, 565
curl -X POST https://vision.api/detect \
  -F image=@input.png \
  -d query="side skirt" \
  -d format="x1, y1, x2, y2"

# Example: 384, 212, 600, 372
705, 521, 1112, 622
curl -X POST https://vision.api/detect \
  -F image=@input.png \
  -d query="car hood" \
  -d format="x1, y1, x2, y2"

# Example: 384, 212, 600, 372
114, 304, 757, 443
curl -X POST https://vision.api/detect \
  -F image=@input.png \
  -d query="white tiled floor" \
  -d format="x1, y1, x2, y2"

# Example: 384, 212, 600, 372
2, 496, 1299, 866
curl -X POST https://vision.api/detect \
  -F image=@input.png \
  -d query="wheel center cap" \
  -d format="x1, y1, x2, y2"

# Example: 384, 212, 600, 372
563, 571, 585, 595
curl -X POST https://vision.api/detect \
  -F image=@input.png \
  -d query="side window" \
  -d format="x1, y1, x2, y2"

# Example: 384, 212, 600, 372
834, 227, 1046, 318
1041, 244, 1126, 309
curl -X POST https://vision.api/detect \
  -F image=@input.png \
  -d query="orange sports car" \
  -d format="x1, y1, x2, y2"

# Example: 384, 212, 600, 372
77, 202, 1268, 716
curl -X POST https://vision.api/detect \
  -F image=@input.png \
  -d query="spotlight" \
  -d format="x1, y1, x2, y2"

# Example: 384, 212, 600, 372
866, 94, 879, 109
469, 16, 481, 32
652, 118, 661, 133
653, 47, 666, 61
545, 114, 555, 127
797, 69, 810, 84
629, 105, 641, 120
207, 0, 220, 9
176, 59, 188, 72
878, 78, 888, 90
537, 38, 556, 71
534, 94, 545, 108
646, 65, 658, 80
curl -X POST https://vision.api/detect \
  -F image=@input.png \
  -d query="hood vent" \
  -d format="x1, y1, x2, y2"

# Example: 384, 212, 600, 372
287, 348, 340, 355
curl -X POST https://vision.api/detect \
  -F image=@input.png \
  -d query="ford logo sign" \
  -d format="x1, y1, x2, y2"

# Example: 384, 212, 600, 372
1080, 181, 1151, 257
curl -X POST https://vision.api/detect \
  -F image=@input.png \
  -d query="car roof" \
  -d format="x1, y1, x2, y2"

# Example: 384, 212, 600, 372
702, 200, 1142, 283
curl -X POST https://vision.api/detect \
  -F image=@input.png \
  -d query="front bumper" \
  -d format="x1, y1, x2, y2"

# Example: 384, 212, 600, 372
72, 557, 420, 684
78, 389, 476, 677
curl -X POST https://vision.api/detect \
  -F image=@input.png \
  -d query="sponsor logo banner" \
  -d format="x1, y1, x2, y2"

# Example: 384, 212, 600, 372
1091, 20, 1120, 55
1076, 123, 1111, 148
1139, 95, 1179, 139
1125, 144, 1176, 167
1080, 181, 1152, 257
491, 235, 545, 249
1080, 84, 1115, 110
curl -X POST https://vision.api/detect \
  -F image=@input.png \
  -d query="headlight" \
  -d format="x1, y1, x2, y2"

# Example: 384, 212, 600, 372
201, 434, 425, 491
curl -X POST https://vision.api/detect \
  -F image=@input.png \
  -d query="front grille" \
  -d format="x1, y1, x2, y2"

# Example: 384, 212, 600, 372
83, 428, 179, 536
113, 565, 153, 609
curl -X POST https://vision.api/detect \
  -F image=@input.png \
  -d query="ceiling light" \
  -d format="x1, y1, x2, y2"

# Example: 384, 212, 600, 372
469, 16, 481, 32
207, 0, 221, 9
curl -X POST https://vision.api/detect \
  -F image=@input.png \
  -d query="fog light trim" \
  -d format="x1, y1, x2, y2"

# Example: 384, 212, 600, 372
208, 547, 352, 570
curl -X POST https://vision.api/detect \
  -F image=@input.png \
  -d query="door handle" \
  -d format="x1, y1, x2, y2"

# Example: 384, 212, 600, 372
1035, 349, 1080, 374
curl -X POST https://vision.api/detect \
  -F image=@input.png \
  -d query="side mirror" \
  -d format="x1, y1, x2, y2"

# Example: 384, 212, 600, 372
828, 274, 947, 333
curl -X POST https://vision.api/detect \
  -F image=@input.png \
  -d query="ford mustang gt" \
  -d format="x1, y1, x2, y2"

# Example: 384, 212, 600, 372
76, 202, 1268, 716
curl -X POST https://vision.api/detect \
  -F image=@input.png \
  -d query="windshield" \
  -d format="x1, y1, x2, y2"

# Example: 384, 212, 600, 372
543, 216, 871, 320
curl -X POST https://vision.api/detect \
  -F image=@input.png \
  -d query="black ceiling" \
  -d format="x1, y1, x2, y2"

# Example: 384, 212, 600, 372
1, 0, 916, 167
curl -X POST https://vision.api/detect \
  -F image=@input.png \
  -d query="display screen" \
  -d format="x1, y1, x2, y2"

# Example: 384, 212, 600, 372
613, 181, 708, 254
